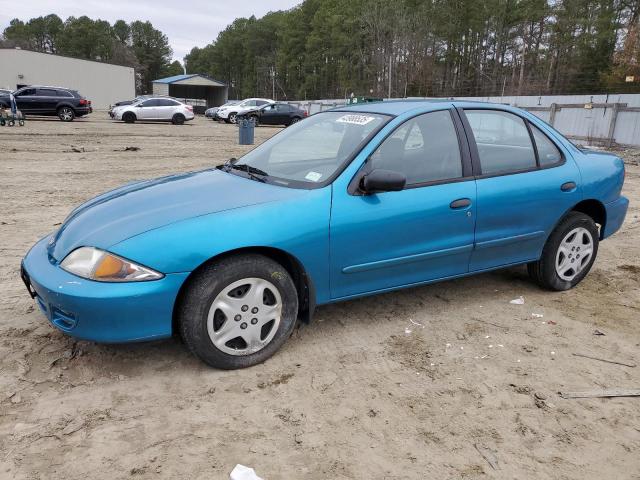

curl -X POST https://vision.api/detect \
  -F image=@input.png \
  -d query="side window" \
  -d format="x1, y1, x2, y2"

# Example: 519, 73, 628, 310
465, 110, 536, 175
37, 88, 57, 96
245, 100, 257, 107
57, 90, 74, 97
17, 88, 36, 96
256, 100, 268, 106
140, 99, 159, 107
157, 99, 179, 106
275, 104, 288, 112
531, 124, 562, 166
369, 110, 463, 185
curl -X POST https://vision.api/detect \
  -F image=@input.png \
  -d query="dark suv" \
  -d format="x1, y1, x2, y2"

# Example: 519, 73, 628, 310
0, 86, 92, 121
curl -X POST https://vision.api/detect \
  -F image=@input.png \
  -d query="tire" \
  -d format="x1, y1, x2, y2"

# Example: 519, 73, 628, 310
122, 112, 136, 124
58, 106, 75, 122
172, 113, 185, 125
527, 212, 599, 291
228, 112, 238, 124
179, 254, 299, 369
288, 116, 301, 126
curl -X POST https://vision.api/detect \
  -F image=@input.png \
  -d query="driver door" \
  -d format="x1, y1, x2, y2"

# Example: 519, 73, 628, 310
329, 108, 477, 299
137, 99, 158, 120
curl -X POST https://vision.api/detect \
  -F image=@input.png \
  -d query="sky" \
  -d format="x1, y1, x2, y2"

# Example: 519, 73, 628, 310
0, 0, 303, 62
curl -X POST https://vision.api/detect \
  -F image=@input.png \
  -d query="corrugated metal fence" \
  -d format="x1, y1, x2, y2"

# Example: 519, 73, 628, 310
287, 94, 640, 147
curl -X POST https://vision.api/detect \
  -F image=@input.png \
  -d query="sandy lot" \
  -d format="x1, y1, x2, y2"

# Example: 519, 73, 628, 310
1, 115, 639, 480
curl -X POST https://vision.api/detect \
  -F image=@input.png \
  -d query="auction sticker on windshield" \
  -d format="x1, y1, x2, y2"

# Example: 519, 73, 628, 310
336, 114, 376, 125
305, 171, 323, 182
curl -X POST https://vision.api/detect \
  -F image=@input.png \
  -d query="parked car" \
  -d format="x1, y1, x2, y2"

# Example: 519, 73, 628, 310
216, 98, 274, 123
109, 95, 178, 118
111, 97, 194, 125
21, 100, 628, 369
205, 101, 238, 119
0, 88, 11, 96
0, 86, 91, 121
239, 102, 308, 126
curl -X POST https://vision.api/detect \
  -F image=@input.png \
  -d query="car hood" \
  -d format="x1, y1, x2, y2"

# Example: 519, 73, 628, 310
48, 169, 306, 261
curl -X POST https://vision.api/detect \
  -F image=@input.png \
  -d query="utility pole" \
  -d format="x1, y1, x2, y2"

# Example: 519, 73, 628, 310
388, 55, 392, 99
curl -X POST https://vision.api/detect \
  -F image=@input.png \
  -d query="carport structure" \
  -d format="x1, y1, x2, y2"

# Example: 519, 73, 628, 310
152, 74, 228, 114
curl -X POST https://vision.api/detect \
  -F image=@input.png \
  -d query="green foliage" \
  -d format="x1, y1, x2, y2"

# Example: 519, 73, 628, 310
187, 0, 639, 98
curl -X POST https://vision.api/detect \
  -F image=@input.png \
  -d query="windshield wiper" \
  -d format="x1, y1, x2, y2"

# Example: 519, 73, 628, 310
230, 163, 269, 182
217, 158, 269, 183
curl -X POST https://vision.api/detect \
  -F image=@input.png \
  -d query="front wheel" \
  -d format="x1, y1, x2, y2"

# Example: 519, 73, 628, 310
58, 106, 75, 122
179, 255, 299, 369
228, 113, 238, 124
528, 212, 599, 291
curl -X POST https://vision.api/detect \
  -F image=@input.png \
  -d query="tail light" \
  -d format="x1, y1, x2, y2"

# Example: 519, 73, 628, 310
186, 105, 193, 111
303, 110, 309, 117
79, 99, 88, 106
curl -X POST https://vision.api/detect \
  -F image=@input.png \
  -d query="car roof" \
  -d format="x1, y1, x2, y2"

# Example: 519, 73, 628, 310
332, 99, 511, 116
20, 85, 74, 91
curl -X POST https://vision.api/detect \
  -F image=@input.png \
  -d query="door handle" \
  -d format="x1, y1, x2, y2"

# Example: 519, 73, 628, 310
450, 198, 472, 209
561, 181, 577, 192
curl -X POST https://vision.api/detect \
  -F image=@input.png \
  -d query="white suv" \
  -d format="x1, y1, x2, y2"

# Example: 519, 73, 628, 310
113, 98, 195, 125
216, 98, 274, 124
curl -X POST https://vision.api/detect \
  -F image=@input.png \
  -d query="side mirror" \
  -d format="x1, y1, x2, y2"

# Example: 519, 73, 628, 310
361, 169, 406, 194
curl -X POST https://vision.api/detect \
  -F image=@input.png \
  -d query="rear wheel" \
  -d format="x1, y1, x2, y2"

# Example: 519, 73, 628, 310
288, 116, 302, 126
172, 113, 185, 125
179, 254, 299, 369
528, 212, 599, 291
122, 112, 136, 124
58, 106, 75, 122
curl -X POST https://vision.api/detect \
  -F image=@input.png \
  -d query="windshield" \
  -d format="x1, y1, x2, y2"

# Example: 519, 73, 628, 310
231, 111, 389, 187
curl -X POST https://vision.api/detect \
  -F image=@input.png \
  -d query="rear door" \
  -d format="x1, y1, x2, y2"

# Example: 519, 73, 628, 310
155, 99, 180, 120
36, 88, 59, 113
460, 107, 581, 271
330, 108, 476, 299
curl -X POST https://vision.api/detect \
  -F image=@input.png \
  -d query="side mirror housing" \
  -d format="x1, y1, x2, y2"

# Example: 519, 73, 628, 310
361, 169, 406, 194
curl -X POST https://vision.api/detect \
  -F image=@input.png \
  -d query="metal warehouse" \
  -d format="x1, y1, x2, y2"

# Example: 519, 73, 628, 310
152, 74, 228, 113
0, 48, 135, 109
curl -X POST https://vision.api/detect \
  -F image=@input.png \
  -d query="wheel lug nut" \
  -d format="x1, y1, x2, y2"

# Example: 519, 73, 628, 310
234, 314, 241, 321
251, 307, 259, 314
240, 322, 247, 329
241, 305, 248, 312
251, 318, 258, 325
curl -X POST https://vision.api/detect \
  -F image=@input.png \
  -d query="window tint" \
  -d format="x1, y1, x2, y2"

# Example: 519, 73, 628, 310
256, 100, 268, 106
531, 124, 562, 166
140, 99, 160, 107
369, 110, 463, 185
465, 110, 536, 174
37, 88, 57, 96
17, 88, 36, 96
157, 99, 179, 106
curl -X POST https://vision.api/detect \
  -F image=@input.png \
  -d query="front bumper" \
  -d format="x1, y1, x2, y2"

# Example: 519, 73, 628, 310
602, 195, 629, 239
21, 236, 189, 343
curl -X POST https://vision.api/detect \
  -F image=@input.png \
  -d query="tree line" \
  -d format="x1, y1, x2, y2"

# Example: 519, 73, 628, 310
3, 1, 639, 100
185, 0, 640, 100
1, 15, 183, 93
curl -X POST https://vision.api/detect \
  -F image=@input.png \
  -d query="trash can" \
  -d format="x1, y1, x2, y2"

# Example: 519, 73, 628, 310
238, 117, 255, 145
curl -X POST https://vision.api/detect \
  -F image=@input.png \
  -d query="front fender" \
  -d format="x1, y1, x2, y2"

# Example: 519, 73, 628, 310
108, 186, 333, 304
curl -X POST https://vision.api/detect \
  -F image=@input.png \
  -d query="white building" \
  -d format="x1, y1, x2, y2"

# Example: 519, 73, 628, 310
0, 48, 135, 109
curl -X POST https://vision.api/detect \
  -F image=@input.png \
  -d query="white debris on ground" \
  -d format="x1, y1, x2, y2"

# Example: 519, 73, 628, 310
230, 464, 264, 480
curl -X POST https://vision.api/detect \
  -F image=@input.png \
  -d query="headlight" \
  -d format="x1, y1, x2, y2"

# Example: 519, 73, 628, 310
60, 247, 163, 282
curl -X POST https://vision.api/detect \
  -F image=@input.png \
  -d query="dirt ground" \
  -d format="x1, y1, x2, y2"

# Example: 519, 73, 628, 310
0, 114, 639, 480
